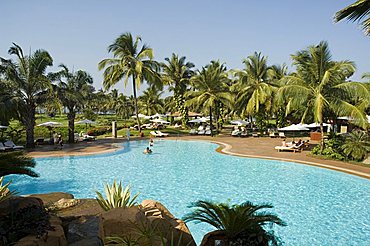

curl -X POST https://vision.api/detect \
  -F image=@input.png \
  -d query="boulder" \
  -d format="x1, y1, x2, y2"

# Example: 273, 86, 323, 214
65, 216, 103, 245
47, 198, 81, 211
56, 199, 104, 218
102, 201, 196, 246
0, 196, 43, 218
15, 216, 67, 246
28, 192, 74, 205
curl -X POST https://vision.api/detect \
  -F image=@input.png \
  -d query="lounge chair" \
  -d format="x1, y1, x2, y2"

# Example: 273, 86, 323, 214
174, 123, 182, 129
82, 134, 96, 141
275, 143, 304, 153
231, 130, 241, 137
198, 129, 205, 135
150, 131, 160, 137
189, 129, 197, 135
0, 142, 12, 151
252, 132, 259, 137
156, 131, 169, 137
240, 131, 248, 137
278, 132, 286, 138
4, 140, 24, 150
205, 129, 212, 135
269, 132, 277, 138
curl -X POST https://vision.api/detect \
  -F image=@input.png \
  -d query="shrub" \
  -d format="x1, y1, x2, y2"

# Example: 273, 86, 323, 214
0, 177, 17, 204
341, 130, 370, 161
311, 135, 346, 161
95, 179, 140, 211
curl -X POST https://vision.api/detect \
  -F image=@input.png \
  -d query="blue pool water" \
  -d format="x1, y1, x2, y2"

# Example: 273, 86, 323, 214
7, 140, 370, 245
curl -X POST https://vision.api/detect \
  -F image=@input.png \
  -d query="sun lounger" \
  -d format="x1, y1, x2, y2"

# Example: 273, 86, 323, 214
156, 131, 169, 137
269, 132, 277, 138
231, 130, 241, 137
82, 134, 96, 141
278, 132, 286, 138
0, 142, 12, 151
4, 140, 24, 150
189, 129, 197, 135
198, 129, 205, 135
252, 132, 259, 137
240, 131, 248, 137
275, 143, 304, 153
205, 130, 212, 135
150, 131, 160, 137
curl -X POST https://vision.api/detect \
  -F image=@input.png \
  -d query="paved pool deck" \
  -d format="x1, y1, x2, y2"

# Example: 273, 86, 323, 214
27, 135, 370, 179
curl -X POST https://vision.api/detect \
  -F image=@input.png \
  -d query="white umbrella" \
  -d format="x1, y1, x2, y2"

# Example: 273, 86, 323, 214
37, 121, 62, 127
230, 119, 249, 126
76, 119, 97, 131
189, 118, 207, 123
150, 113, 166, 119
304, 122, 329, 128
278, 124, 310, 131
76, 119, 97, 125
132, 113, 147, 119
150, 119, 170, 124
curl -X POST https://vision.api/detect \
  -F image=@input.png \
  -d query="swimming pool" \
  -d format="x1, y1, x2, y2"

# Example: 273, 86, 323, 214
7, 140, 370, 245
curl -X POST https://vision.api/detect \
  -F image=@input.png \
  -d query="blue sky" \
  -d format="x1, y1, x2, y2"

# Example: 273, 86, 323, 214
1, 0, 369, 95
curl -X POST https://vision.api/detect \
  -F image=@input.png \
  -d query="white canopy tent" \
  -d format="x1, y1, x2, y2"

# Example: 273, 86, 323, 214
150, 119, 170, 124
37, 121, 62, 127
230, 119, 249, 126
278, 124, 310, 131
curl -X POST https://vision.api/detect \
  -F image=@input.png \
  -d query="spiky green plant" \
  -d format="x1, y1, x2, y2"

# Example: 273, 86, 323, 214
342, 130, 370, 161
183, 200, 286, 245
105, 235, 140, 246
95, 180, 139, 211
0, 177, 17, 204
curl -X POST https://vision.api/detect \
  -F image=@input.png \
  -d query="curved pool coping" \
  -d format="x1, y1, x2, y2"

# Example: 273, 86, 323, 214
28, 138, 370, 180
209, 140, 370, 180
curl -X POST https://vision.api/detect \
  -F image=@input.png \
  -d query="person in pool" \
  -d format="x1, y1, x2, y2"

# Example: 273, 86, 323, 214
149, 138, 154, 146
143, 147, 152, 154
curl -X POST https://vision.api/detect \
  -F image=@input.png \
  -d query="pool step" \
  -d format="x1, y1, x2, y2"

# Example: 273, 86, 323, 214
144, 208, 162, 218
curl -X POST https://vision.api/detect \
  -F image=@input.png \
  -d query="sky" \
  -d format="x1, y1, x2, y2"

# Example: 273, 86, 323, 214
1, 0, 369, 95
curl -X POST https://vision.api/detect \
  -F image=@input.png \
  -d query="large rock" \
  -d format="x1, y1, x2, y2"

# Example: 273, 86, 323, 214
56, 199, 104, 218
0, 196, 43, 218
29, 192, 74, 205
65, 215, 103, 245
101, 200, 196, 246
15, 216, 67, 246
200, 230, 228, 246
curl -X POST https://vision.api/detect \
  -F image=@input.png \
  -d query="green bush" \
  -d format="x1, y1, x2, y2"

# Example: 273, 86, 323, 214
311, 135, 346, 161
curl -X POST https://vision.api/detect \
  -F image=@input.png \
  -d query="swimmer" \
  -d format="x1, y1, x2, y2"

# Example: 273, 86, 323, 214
143, 147, 152, 154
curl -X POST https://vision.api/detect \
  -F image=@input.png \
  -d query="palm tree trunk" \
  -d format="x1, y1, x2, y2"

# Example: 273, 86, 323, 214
209, 106, 213, 137
24, 105, 36, 148
67, 109, 75, 143
320, 122, 324, 152
132, 77, 141, 132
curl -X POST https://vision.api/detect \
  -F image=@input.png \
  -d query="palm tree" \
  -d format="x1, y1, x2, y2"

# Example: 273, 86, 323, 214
342, 130, 370, 161
115, 93, 132, 119
186, 61, 232, 133
0, 43, 53, 148
0, 151, 38, 177
161, 53, 195, 126
334, 0, 370, 36
50, 64, 93, 143
138, 86, 164, 115
183, 200, 286, 245
0, 78, 17, 125
232, 52, 277, 129
278, 41, 370, 151
98, 32, 161, 132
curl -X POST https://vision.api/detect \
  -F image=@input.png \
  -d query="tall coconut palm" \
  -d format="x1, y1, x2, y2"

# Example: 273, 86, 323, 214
98, 32, 161, 132
186, 61, 232, 132
0, 151, 38, 177
335, 0, 370, 36
138, 86, 164, 115
161, 53, 195, 126
233, 52, 276, 119
183, 200, 286, 245
50, 64, 93, 143
278, 41, 370, 151
0, 43, 53, 148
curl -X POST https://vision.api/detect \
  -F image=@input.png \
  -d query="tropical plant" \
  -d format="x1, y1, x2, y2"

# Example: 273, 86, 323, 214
0, 78, 17, 125
95, 179, 139, 211
183, 200, 286, 245
0, 43, 53, 147
161, 53, 195, 126
278, 41, 370, 151
138, 86, 164, 115
0, 177, 17, 204
50, 64, 93, 143
186, 61, 232, 132
0, 151, 38, 177
99, 32, 161, 132
342, 130, 370, 161
334, 0, 370, 36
